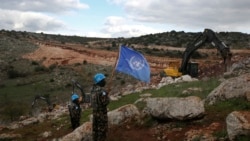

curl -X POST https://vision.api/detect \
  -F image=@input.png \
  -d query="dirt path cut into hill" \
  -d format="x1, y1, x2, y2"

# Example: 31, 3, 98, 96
23, 42, 250, 75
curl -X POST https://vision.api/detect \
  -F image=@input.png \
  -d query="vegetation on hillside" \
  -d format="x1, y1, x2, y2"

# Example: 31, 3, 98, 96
1, 77, 249, 140
0, 29, 249, 123
0, 29, 250, 140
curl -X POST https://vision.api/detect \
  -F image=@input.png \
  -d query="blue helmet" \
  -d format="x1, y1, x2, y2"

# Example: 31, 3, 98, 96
71, 93, 79, 101
94, 73, 105, 84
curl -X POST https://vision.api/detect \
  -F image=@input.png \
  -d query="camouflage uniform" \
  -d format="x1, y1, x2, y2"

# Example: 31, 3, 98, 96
91, 85, 109, 141
68, 101, 81, 130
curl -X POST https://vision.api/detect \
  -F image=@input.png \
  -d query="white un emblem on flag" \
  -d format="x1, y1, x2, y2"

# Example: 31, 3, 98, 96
129, 56, 145, 70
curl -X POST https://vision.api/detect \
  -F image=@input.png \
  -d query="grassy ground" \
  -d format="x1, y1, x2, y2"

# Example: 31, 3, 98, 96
1, 72, 250, 140
1, 31, 250, 140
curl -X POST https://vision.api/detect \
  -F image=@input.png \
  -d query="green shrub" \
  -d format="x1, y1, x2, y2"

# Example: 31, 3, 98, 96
34, 66, 47, 72
120, 80, 125, 85
1, 101, 28, 122
235, 135, 250, 141
49, 64, 57, 70
206, 98, 250, 112
74, 63, 81, 66
50, 79, 54, 82
7, 69, 20, 78
213, 128, 227, 139
7, 69, 27, 78
83, 60, 87, 64
31, 61, 39, 65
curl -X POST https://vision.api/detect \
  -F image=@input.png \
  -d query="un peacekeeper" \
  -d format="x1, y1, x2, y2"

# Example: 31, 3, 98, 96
91, 73, 110, 141
69, 93, 82, 130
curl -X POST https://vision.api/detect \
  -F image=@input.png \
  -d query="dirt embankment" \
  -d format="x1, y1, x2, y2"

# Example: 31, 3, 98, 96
23, 42, 250, 75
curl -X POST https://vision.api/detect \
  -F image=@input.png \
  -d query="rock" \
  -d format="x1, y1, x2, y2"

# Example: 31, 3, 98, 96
146, 96, 205, 120
181, 75, 193, 82
226, 111, 250, 141
185, 122, 221, 141
140, 93, 152, 98
40, 131, 52, 138
0, 133, 22, 140
182, 87, 203, 95
206, 73, 250, 105
89, 104, 140, 126
231, 62, 245, 72
107, 104, 140, 125
109, 95, 119, 101
223, 71, 233, 78
160, 76, 174, 83
245, 91, 250, 102
59, 122, 92, 141
8, 117, 39, 129
62, 104, 140, 140
157, 75, 198, 89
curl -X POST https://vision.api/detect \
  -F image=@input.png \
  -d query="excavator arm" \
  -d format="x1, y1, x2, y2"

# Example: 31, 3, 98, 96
31, 95, 53, 111
179, 28, 232, 75
72, 80, 91, 103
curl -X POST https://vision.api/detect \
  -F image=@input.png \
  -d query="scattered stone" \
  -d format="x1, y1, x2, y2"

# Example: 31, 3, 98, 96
40, 131, 52, 138
226, 111, 250, 141
182, 87, 203, 95
140, 93, 152, 98
184, 122, 220, 141
245, 91, 250, 101
0, 133, 22, 140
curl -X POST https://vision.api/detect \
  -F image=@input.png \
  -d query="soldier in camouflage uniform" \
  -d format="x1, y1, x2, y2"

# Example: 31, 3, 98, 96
91, 73, 109, 141
68, 93, 81, 130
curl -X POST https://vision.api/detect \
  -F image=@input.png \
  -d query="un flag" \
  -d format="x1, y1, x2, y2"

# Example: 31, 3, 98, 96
115, 45, 150, 83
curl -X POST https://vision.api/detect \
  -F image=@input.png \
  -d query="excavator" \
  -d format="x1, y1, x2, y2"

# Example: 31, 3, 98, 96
71, 79, 91, 103
31, 94, 53, 112
31, 80, 90, 112
164, 28, 232, 77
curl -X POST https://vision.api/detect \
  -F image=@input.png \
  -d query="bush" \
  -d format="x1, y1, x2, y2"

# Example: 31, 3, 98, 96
49, 64, 57, 70
120, 80, 125, 85
7, 69, 19, 78
50, 79, 54, 82
83, 60, 88, 64
7, 69, 27, 78
34, 66, 48, 72
1, 100, 28, 122
31, 61, 39, 65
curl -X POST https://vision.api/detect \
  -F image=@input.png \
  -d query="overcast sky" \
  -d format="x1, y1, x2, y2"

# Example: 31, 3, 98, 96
0, 0, 250, 38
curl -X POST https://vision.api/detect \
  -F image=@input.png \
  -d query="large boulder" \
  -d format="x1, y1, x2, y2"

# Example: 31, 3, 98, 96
8, 117, 39, 129
146, 96, 205, 120
62, 104, 140, 141
108, 104, 140, 125
89, 104, 140, 125
206, 73, 250, 105
226, 111, 250, 141
59, 122, 92, 141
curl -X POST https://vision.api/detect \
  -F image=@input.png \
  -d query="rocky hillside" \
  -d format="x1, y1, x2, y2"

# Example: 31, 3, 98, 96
0, 29, 250, 140
0, 57, 249, 141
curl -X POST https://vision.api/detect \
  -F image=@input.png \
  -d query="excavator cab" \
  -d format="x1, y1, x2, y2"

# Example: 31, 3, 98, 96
187, 62, 199, 77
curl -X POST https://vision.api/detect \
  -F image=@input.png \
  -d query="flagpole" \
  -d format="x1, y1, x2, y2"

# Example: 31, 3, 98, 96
107, 45, 121, 93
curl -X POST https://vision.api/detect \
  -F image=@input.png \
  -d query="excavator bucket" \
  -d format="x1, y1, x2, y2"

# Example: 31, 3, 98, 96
164, 61, 182, 77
